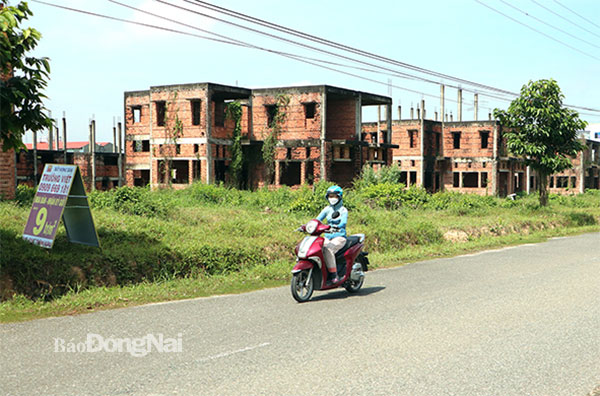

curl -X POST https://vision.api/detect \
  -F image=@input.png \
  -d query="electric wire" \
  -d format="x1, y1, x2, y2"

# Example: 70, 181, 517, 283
552, 0, 600, 31
170, 0, 600, 113
185, 0, 519, 98
499, 0, 600, 50
474, 0, 600, 61
29, 0, 600, 117
529, 0, 600, 40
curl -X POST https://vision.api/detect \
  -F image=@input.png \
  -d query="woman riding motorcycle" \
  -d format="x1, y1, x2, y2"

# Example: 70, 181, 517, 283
316, 185, 348, 285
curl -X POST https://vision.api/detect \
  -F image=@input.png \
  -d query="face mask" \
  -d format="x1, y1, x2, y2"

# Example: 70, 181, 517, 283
328, 197, 339, 206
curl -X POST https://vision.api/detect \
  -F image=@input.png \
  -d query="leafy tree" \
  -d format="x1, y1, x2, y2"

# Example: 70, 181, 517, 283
494, 79, 587, 206
0, 1, 53, 151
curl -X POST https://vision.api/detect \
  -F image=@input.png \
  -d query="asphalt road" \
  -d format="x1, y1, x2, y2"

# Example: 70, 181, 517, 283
1, 232, 599, 396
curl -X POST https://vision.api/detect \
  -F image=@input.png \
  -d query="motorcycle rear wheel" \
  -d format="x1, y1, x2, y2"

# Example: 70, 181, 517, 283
344, 255, 365, 293
291, 270, 314, 302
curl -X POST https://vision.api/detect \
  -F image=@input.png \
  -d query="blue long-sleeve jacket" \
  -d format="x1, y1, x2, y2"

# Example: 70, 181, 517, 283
316, 200, 348, 240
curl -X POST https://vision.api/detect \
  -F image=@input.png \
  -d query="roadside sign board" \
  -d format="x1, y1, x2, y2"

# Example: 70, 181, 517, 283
23, 164, 100, 248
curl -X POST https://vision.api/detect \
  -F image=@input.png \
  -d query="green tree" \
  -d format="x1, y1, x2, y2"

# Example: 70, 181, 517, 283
0, 1, 53, 151
494, 79, 587, 206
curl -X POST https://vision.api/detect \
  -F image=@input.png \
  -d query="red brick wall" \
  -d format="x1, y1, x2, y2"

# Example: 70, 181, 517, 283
326, 98, 356, 140
251, 91, 322, 141
0, 144, 15, 199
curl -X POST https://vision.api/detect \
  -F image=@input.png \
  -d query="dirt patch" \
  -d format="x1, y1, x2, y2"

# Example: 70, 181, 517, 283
443, 230, 469, 243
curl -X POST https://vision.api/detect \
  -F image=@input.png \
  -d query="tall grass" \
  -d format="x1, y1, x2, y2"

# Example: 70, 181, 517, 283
2, 174, 599, 303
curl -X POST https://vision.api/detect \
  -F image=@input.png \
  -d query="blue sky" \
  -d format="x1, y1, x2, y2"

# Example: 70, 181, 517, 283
18, 0, 600, 143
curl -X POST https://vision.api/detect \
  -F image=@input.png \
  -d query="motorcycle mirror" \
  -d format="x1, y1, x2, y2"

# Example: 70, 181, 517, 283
332, 210, 340, 219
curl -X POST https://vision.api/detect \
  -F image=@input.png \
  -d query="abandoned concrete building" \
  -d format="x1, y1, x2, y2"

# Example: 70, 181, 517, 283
123, 82, 600, 196
123, 83, 396, 189
363, 102, 600, 196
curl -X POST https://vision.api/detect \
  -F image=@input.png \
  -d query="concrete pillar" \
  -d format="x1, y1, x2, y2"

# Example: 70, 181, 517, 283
118, 121, 123, 187
450, 112, 454, 122
474, 93, 479, 121
62, 113, 67, 164
206, 90, 213, 183
457, 89, 462, 122
355, 95, 362, 140
275, 161, 280, 186
410, 106, 414, 120
91, 119, 96, 191
48, 119, 53, 151
397, 105, 401, 120
526, 165, 531, 194
113, 118, 117, 153
320, 89, 327, 181
386, 103, 392, 144
492, 124, 498, 195
377, 106, 381, 145
416, 105, 420, 120
440, 85, 445, 125
579, 150, 585, 193
300, 161, 306, 185
420, 99, 425, 188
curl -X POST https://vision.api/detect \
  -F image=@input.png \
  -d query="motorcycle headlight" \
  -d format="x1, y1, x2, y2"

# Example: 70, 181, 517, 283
305, 220, 318, 234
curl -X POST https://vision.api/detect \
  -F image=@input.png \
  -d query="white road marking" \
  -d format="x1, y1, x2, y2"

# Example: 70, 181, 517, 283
195, 342, 271, 363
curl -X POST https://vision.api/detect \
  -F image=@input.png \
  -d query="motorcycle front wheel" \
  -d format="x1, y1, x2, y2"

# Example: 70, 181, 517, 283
291, 270, 314, 302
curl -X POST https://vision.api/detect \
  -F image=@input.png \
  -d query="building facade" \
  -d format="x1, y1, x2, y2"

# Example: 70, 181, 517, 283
123, 83, 396, 189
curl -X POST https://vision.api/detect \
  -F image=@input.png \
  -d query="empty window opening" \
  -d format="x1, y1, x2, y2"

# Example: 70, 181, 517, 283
453, 172, 460, 187
214, 101, 225, 127
557, 176, 568, 188
549, 177, 554, 188
194, 144, 199, 154
280, 162, 301, 186
462, 172, 479, 188
266, 105, 277, 128
305, 147, 311, 159
132, 107, 141, 124
481, 172, 488, 188
411, 160, 415, 167
305, 161, 315, 185
452, 132, 461, 149
134, 169, 150, 187
570, 176, 576, 188
304, 103, 316, 119
482, 161, 487, 168
193, 161, 201, 181
400, 171, 407, 185
480, 131, 489, 149
286, 147, 292, 160
409, 171, 417, 186
156, 101, 166, 126
176, 144, 181, 155
191, 100, 201, 126
408, 130, 416, 148
133, 140, 150, 153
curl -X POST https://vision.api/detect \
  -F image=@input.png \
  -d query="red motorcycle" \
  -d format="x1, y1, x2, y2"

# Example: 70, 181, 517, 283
291, 216, 369, 302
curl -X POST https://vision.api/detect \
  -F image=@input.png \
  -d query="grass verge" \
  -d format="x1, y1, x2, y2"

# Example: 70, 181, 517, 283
2, 224, 598, 323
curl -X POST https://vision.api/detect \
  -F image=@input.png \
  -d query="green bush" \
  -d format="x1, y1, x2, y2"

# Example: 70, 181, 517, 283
15, 185, 35, 207
89, 186, 171, 218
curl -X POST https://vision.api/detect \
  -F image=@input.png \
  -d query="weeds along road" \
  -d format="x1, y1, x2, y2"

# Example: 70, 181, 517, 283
1, 233, 599, 396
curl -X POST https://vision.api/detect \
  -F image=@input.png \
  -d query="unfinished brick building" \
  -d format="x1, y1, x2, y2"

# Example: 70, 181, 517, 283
364, 113, 600, 196
124, 83, 396, 189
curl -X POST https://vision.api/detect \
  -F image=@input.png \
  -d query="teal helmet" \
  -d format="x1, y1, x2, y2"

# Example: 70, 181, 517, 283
325, 185, 343, 201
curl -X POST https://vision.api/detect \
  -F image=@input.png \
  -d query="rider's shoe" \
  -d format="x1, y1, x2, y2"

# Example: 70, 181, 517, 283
326, 272, 339, 286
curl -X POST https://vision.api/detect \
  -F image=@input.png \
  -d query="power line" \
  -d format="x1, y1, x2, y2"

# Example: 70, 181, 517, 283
498, 0, 600, 50
185, 0, 519, 99
474, 0, 600, 61
29, 0, 600, 117
552, 0, 600, 31
529, 0, 600, 41
30, 0, 464, 105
